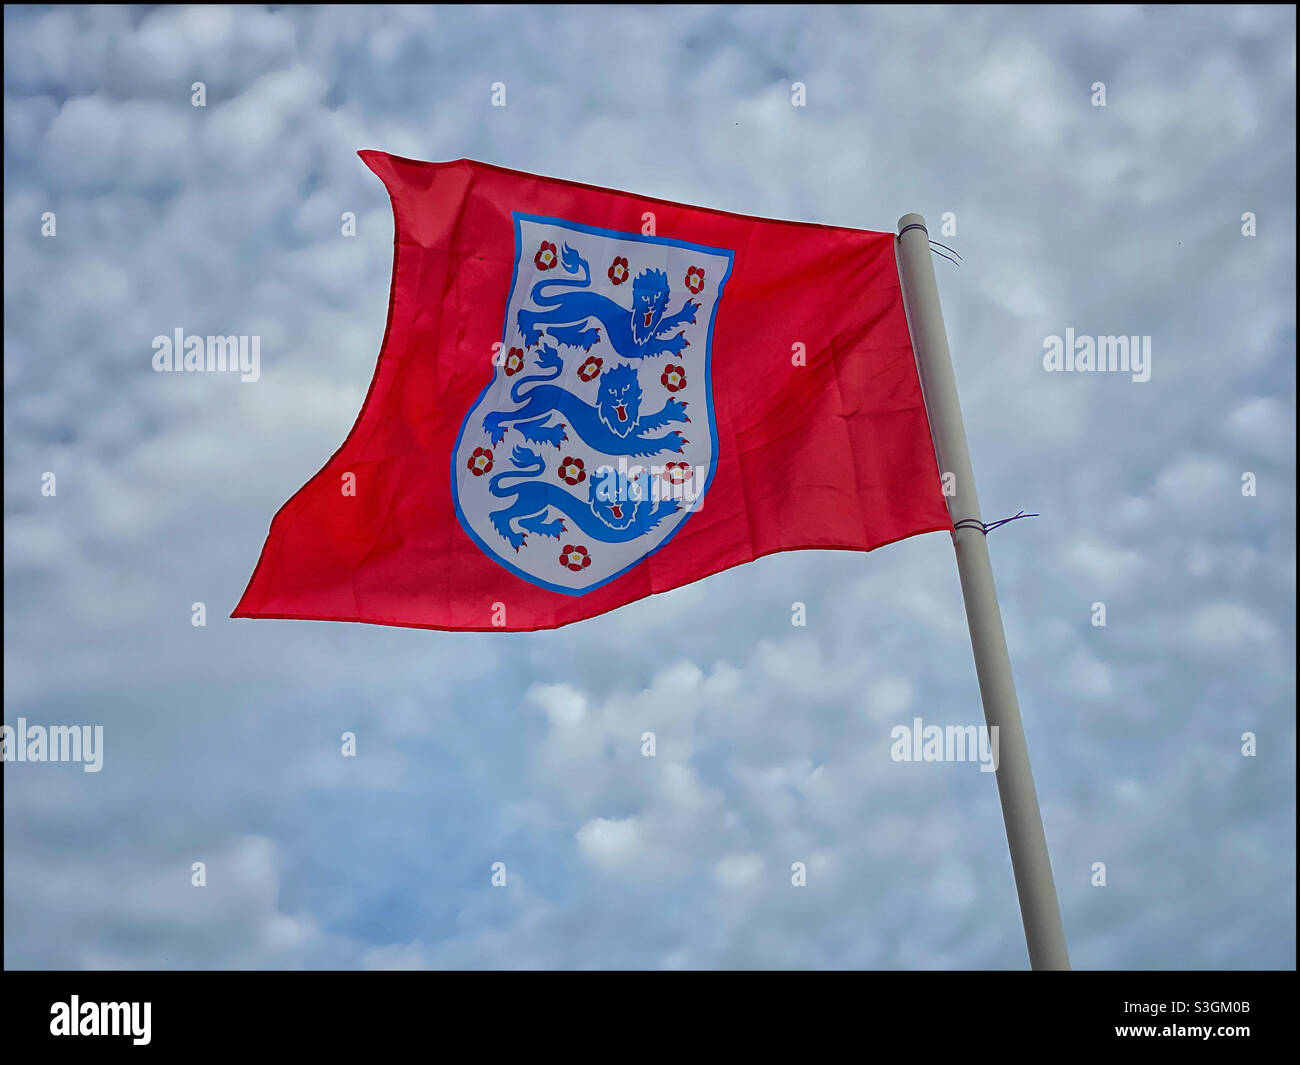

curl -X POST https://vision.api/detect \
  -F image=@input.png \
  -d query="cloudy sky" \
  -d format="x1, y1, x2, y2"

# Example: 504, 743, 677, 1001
3, 5, 1294, 970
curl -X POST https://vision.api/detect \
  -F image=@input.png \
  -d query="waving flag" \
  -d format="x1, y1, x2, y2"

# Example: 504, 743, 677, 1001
234, 153, 951, 632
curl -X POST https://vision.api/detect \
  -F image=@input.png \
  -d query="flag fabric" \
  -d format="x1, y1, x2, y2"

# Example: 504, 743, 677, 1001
233, 153, 952, 632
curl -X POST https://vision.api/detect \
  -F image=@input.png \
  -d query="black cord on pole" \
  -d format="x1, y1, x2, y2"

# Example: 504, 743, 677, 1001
953, 510, 1038, 535
929, 238, 962, 262
895, 224, 961, 267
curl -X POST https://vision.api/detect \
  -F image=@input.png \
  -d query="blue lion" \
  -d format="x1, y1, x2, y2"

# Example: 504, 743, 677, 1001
483, 345, 688, 457
517, 244, 699, 359
487, 446, 679, 551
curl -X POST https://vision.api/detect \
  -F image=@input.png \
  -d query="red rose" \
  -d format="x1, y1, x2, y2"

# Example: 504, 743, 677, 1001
558, 456, 586, 485
534, 241, 558, 270
559, 544, 591, 571
660, 364, 686, 392
661, 461, 691, 486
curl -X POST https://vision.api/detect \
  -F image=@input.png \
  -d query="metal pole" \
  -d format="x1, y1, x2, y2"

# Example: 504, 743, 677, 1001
895, 213, 1071, 971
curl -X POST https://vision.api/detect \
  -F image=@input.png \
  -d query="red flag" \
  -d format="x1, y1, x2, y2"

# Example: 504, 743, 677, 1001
233, 153, 951, 632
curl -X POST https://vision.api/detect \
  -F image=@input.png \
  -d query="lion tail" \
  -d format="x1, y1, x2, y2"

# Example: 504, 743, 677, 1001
510, 344, 563, 402
528, 243, 590, 304
488, 446, 545, 497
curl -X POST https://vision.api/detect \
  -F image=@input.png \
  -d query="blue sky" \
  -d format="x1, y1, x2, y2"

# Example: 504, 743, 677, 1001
3, 4, 1295, 969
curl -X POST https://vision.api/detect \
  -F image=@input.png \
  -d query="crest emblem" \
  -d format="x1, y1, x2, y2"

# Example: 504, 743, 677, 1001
452, 213, 734, 594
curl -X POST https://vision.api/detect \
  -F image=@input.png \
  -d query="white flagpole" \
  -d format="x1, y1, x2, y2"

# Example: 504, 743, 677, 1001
895, 213, 1071, 971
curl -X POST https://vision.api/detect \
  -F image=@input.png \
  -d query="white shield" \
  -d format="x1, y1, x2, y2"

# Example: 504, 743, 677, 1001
452, 213, 733, 594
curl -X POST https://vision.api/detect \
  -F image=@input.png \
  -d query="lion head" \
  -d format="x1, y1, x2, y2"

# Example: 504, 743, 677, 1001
596, 363, 642, 438
589, 464, 651, 530
630, 268, 671, 345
